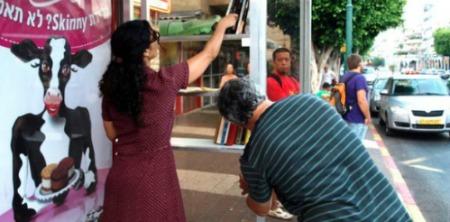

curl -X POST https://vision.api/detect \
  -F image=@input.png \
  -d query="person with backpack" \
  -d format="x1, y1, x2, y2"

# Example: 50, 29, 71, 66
267, 48, 300, 101
340, 54, 371, 139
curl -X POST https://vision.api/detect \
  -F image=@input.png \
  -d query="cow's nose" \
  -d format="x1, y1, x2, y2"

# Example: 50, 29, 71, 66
46, 88, 61, 97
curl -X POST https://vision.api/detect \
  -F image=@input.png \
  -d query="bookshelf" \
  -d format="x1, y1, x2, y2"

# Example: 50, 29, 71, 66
129, 1, 270, 221
160, 34, 250, 43
122, 0, 266, 151
171, 137, 244, 153
168, 0, 267, 151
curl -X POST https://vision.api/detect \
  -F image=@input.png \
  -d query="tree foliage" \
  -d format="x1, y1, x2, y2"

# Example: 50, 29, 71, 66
433, 28, 450, 57
268, 0, 406, 55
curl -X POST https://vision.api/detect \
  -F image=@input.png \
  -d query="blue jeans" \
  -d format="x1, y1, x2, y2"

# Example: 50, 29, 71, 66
347, 123, 367, 140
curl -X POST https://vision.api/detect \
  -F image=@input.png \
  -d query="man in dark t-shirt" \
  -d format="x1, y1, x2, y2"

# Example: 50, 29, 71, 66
217, 78, 411, 222
341, 54, 371, 139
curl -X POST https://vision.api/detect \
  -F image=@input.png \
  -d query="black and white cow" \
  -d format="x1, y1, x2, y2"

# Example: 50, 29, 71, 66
10, 37, 97, 222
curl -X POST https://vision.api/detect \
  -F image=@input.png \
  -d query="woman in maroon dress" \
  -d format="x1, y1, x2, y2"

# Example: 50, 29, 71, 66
99, 15, 237, 222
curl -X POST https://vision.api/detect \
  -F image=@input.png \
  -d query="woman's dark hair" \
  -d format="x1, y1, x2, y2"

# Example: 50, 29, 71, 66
99, 20, 159, 125
217, 78, 265, 125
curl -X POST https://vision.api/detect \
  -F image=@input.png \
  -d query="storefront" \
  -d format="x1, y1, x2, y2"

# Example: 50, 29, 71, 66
0, 0, 310, 221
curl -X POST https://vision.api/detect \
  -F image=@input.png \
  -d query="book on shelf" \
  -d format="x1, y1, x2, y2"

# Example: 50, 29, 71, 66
219, 119, 230, 145
215, 118, 250, 146
226, 0, 250, 34
215, 117, 225, 144
243, 129, 251, 144
226, 123, 238, 146
235, 126, 243, 145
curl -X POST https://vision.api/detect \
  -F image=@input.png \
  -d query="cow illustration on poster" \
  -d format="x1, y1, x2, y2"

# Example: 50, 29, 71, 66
0, 1, 112, 222
10, 37, 97, 221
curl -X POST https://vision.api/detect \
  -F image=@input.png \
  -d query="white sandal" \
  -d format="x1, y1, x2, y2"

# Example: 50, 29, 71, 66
268, 207, 294, 220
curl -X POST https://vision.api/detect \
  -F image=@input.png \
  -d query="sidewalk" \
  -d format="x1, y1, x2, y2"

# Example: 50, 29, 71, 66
174, 123, 424, 222
365, 125, 425, 222
175, 150, 268, 222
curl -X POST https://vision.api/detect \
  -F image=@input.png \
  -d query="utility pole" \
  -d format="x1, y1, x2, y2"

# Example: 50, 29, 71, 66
299, 0, 312, 93
344, 0, 353, 71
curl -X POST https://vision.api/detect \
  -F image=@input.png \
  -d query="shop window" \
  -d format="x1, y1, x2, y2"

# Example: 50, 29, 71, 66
128, 0, 303, 149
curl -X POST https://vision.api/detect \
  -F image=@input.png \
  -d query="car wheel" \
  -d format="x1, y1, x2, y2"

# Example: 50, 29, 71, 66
379, 115, 385, 126
385, 114, 394, 137
371, 110, 378, 117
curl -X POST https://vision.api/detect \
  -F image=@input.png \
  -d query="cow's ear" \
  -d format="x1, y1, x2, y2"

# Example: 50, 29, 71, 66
11, 39, 41, 62
72, 50, 92, 68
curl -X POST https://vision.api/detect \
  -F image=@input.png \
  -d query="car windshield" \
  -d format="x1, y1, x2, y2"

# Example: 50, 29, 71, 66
363, 67, 375, 75
374, 79, 387, 90
392, 79, 448, 96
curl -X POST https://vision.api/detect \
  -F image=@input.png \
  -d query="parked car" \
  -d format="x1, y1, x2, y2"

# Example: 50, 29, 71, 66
440, 70, 450, 80
378, 75, 450, 136
447, 79, 450, 91
369, 76, 389, 114
362, 66, 377, 86
436, 69, 446, 75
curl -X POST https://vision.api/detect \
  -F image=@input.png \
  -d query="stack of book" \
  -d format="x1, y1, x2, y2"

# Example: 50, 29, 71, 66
215, 118, 250, 146
225, 0, 250, 34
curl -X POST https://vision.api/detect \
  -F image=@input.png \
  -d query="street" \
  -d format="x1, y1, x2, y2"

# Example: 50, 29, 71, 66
372, 118, 450, 222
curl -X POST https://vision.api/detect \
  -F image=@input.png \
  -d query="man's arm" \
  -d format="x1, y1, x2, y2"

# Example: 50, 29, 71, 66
187, 14, 237, 84
292, 77, 301, 94
357, 89, 371, 124
246, 192, 274, 216
267, 78, 288, 101
239, 174, 273, 216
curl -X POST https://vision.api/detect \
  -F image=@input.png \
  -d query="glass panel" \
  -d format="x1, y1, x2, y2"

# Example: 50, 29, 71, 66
265, 0, 301, 98
152, 0, 251, 143
374, 79, 388, 90
393, 79, 448, 96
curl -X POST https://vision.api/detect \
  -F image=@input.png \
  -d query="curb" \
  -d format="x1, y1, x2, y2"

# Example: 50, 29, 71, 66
368, 124, 426, 222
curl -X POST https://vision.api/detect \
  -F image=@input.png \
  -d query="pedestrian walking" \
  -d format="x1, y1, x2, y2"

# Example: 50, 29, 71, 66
341, 54, 371, 140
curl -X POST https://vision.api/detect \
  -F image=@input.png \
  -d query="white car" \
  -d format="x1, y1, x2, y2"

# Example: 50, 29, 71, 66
362, 66, 377, 86
369, 77, 389, 114
379, 75, 450, 136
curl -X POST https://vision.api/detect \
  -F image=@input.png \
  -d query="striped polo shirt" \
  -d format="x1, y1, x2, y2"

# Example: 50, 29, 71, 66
240, 94, 411, 222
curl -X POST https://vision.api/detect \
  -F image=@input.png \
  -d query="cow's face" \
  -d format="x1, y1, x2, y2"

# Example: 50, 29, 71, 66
11, 37, 92, 117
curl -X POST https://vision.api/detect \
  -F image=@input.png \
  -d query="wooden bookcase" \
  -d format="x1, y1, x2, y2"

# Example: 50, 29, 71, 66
121, 0, 268, 151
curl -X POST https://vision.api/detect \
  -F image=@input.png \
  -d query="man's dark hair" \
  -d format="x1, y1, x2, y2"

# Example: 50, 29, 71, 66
217, 78, 265, 125
322, 82, 331, 89
272, 48, 291, 61
347, 54, 362, 70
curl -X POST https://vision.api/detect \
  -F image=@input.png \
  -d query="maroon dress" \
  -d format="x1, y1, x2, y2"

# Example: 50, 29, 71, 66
101, 62, 189, 222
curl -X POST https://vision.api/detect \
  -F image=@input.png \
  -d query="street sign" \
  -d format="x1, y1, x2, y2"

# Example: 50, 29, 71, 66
340, 44, 346, 53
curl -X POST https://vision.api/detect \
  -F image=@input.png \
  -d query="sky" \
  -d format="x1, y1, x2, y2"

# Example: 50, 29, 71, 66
403, 0, 450, 29
371, 0, 450, 59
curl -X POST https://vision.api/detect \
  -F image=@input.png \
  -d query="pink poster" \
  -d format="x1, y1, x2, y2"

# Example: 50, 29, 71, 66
0, 1, 112, 221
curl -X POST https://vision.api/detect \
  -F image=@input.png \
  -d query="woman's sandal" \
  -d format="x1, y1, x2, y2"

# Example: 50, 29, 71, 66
268, 207, 294, 220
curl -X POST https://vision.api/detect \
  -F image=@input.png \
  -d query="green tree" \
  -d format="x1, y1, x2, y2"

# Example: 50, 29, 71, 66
433, 28, 450, 56
268, 0, 405, 91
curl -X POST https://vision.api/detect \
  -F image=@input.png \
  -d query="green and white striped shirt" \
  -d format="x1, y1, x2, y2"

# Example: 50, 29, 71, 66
240, 94, 411, 222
